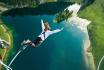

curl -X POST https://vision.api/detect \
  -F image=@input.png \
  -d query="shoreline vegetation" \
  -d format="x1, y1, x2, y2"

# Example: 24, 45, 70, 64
0, 17, 13, 69
53, 0, 104, 70
79, 0, 104, 70
65, 3, 95, 70
83, 28, 95, 70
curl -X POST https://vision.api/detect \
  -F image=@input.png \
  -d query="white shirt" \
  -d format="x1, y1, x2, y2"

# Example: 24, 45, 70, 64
38, 20, 62, 41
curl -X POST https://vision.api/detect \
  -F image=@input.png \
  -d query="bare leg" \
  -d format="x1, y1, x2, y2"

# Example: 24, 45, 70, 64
21, 39, 32, 46
21, 40, 36, 47
24, 40, 31, 43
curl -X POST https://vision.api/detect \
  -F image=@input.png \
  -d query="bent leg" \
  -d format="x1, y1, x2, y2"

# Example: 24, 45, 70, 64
21, 39, 32, 46
21, 39, 36, 48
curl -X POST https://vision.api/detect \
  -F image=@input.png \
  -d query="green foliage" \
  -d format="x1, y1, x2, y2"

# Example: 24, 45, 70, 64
79, 0, 104, 70
54, 9, 72, 23
0, 21, 10, 55
0, 18, 13, 70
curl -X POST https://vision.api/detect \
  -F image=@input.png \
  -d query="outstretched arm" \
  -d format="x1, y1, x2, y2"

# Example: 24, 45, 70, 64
41, 19, 45, 32
51, 27, 64, 34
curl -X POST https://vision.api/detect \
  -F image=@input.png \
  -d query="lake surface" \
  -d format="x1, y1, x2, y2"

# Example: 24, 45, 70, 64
3, 15, 87, 70
2, 2, 88, 70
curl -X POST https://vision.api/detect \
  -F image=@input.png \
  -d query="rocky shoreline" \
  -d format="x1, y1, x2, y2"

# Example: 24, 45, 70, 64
83, 26, 95, 70
66, 3, 96, 70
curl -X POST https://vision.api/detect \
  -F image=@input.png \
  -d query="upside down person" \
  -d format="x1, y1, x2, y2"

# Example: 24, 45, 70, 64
21, 19, 64, 47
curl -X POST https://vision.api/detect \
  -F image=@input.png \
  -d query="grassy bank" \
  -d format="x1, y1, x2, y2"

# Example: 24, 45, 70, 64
0, 17, 13, 69
0, 20, 10, 56
78, 0, 104, 70
2, 25, 13, 63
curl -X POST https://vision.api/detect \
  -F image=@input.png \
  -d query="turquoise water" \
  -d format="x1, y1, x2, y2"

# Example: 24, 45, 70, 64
3, 15, 87, 70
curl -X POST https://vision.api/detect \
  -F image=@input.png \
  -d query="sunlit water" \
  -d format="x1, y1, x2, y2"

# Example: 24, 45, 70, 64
3, 15, 88, 70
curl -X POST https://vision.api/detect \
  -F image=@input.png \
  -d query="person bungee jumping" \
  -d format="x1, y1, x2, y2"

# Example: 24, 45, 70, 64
21, 19, 64, 47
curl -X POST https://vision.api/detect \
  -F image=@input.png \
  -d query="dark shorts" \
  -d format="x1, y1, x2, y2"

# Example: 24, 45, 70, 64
33, 37, 42, 46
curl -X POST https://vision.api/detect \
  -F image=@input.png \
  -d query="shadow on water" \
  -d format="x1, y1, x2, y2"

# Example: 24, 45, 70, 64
2, 2, 74, 16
